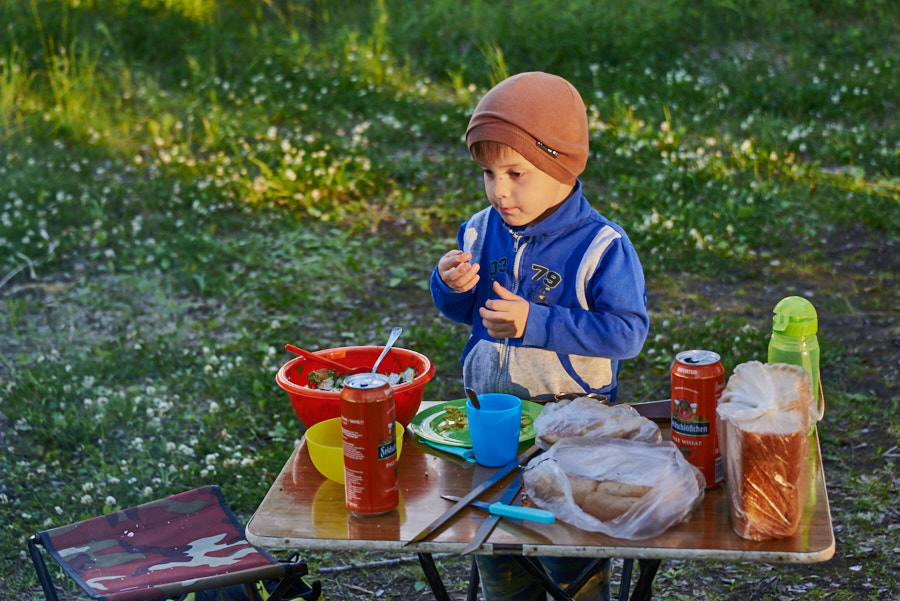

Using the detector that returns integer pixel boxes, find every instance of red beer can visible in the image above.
[340,373,399,515]
[671,350,725,487]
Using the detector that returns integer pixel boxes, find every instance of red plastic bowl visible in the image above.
[276,346,436,427]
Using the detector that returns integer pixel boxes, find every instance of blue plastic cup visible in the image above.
[466,393,522,467]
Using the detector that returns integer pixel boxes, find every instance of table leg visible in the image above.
[510,556,574,601]
[565,558,608,598]
[417,553,452,601]
[466,557,480,601]
[629,559,661,601]
[618,559,634,601]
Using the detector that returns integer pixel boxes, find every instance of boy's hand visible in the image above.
[437,250,480,293]
[480,281,529,339]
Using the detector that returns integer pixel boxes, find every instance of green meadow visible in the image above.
[1,1,898,599]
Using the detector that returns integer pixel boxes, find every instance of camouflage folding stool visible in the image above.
[28,485,321,601]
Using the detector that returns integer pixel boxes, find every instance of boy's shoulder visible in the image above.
[459,207,494,256]
[464,206,493,227]
[587,209,631,238]
[544,192,629,241]
[576,192,634,241]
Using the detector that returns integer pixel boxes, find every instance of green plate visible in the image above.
[408,398,543,448]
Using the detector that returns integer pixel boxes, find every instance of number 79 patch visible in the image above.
[531,264,561,305]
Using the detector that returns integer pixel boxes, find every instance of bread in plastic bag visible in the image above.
[522,437,705,539]
[716,361,811,540]
[533,397,662,449]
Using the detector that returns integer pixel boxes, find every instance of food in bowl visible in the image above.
[276,346,435,427]
[306,366,417,392]
[305,417,404,484]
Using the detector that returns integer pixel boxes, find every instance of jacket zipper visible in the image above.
[497,230,527,393]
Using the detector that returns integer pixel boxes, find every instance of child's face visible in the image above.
[477,148,573,227]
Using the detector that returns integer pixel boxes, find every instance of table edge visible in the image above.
[245,532,836,565]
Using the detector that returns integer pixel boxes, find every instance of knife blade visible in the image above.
[458,472,524,555]
[404,445,541,546]
[440,495,555,524]
[626,398,671,422]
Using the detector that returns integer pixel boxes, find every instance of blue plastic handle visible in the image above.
[487,502,555,524]
[441,495,556,524]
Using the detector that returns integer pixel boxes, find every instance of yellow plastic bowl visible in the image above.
[305,417,404,484]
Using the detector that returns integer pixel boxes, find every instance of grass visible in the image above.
[1,0,899,599]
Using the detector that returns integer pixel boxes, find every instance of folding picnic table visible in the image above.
[245,402,834,600]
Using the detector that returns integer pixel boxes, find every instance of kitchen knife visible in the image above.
[458,472,525,555]
[404,445,542,546]
[440,495,555,524]
[626,398,671,422]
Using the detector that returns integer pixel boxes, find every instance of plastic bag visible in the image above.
[533,397,662,449]
[716,361,810,540]
[522,437,705,540]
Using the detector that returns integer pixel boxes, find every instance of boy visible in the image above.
[430,72,649,600]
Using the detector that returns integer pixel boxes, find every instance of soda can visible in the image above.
[340,373,399,515]
[671,350,725,487]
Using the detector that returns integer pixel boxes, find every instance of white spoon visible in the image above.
[372,327,403,373]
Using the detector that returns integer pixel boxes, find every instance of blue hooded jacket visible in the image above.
[430,181,649,402]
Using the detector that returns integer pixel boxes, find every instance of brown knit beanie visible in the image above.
[466,72,589,186]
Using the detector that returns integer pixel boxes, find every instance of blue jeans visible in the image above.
[475,555,610,601]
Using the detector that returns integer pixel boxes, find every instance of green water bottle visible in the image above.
[767,296,823,428]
